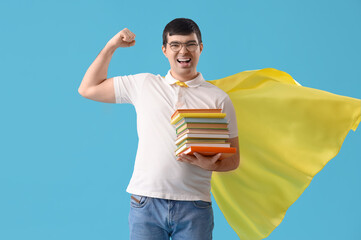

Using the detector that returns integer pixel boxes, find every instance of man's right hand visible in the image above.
[107,28,136,48]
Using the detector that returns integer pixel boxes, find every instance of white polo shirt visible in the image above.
[113,70,238,202]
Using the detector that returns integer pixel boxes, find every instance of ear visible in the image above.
[199,42,203,54]
[162,45,167,57]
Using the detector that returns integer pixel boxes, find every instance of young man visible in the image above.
[78,18,240,240]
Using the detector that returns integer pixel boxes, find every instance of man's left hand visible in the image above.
[177,152,221,171]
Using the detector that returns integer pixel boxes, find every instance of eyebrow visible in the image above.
[170,40,197,44]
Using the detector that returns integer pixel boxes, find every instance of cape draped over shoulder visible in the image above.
[208,68,360,240]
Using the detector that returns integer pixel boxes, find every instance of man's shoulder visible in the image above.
[201,80,229,99]
[130,72,160,79]
[118,73,162,83]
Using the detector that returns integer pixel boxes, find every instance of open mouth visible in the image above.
[177,58,191,63]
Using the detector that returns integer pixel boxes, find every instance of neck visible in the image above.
[170,69,199,82]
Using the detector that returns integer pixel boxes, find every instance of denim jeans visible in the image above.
[128,194,214,240]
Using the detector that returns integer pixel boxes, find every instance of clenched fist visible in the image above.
[107,28,136,48]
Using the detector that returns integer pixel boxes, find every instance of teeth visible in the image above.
[177,58,191,62]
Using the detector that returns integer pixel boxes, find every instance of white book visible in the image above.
[176,133,229,145]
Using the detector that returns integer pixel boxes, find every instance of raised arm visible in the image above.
[78,28,136,103]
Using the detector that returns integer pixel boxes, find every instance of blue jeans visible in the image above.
[128,194,214,240]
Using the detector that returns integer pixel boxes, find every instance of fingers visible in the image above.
[121,28,136,42]
[124,28,135,38]
[177,153,194,163]
[194,152,221,162]
[177,152,220,162]
[128,40,136,46]
[213,153,222,160]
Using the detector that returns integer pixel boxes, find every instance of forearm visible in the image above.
[212,154,240,172]
[78,42,117,94]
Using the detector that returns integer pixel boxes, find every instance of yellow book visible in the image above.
[170,112,226,125]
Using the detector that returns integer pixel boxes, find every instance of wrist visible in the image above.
[104,42,118,54]
[211,160,221,171]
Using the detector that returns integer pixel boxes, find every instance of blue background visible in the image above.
[1,0,360,239]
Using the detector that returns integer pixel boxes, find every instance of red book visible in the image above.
[177,146,236,160]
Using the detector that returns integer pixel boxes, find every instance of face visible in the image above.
[162,33,203,80]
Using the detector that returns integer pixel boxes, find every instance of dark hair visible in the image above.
[162,18,202,48]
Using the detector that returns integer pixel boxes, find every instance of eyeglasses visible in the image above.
[167,41,199,52]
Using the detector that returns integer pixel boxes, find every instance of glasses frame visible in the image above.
[166,41,199,52]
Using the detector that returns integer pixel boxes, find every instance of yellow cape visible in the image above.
[208,68,361,240]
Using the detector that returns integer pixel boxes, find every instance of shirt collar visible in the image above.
[165,70,205,88]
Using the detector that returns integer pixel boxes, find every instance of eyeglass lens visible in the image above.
[169,42,198,52]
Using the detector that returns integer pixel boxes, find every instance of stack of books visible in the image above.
[170,109,236,160]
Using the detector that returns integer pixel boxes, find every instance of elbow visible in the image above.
[232,157,240,171]
[78,87,88,98]
[78,79,90,97]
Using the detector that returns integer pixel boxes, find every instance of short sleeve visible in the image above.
[221,95,238,138]
[113,73,150,105]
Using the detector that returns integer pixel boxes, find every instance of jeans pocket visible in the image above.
[192,200,212,209]
[130,194,149,208]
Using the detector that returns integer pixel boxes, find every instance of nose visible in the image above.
[179,44,189,54]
